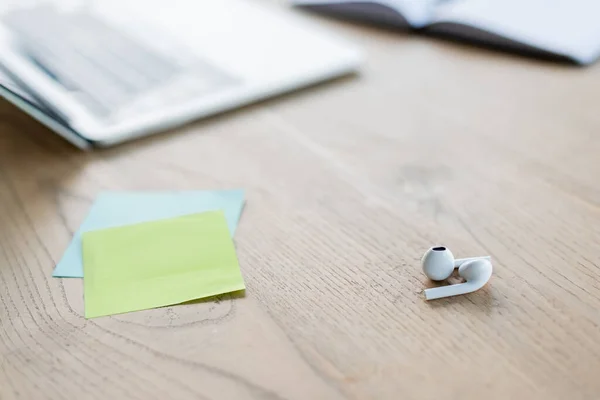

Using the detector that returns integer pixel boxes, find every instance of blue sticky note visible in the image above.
[53,189,245,278]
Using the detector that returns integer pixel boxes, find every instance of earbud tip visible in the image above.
[422,246,454,281]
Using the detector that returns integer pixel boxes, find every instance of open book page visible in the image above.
[427,0,600,64]
[292,0,441,28]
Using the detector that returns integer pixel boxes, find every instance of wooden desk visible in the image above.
[1,8,600,400]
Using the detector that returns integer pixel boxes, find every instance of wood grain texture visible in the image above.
[2,3,600,399]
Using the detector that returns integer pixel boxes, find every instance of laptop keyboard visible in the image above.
[1,4,238,121]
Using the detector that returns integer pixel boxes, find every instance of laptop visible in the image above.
[0,0,361,148]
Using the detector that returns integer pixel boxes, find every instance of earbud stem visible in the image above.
[453,256,490,268]
[424,282,479,300]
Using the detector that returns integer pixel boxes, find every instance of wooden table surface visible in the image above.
[2,5,600,400]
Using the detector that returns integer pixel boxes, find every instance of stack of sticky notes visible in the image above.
[53,190,247,319]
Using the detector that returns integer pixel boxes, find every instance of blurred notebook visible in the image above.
[0,0,361,148]
[293,0,600,64]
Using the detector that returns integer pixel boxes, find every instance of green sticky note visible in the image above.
[82,211,245,319]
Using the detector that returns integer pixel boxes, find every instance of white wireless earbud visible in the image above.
[421,246,491,281]
[424,259,492,300]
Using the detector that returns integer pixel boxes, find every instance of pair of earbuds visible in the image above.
[421,246,492,300]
